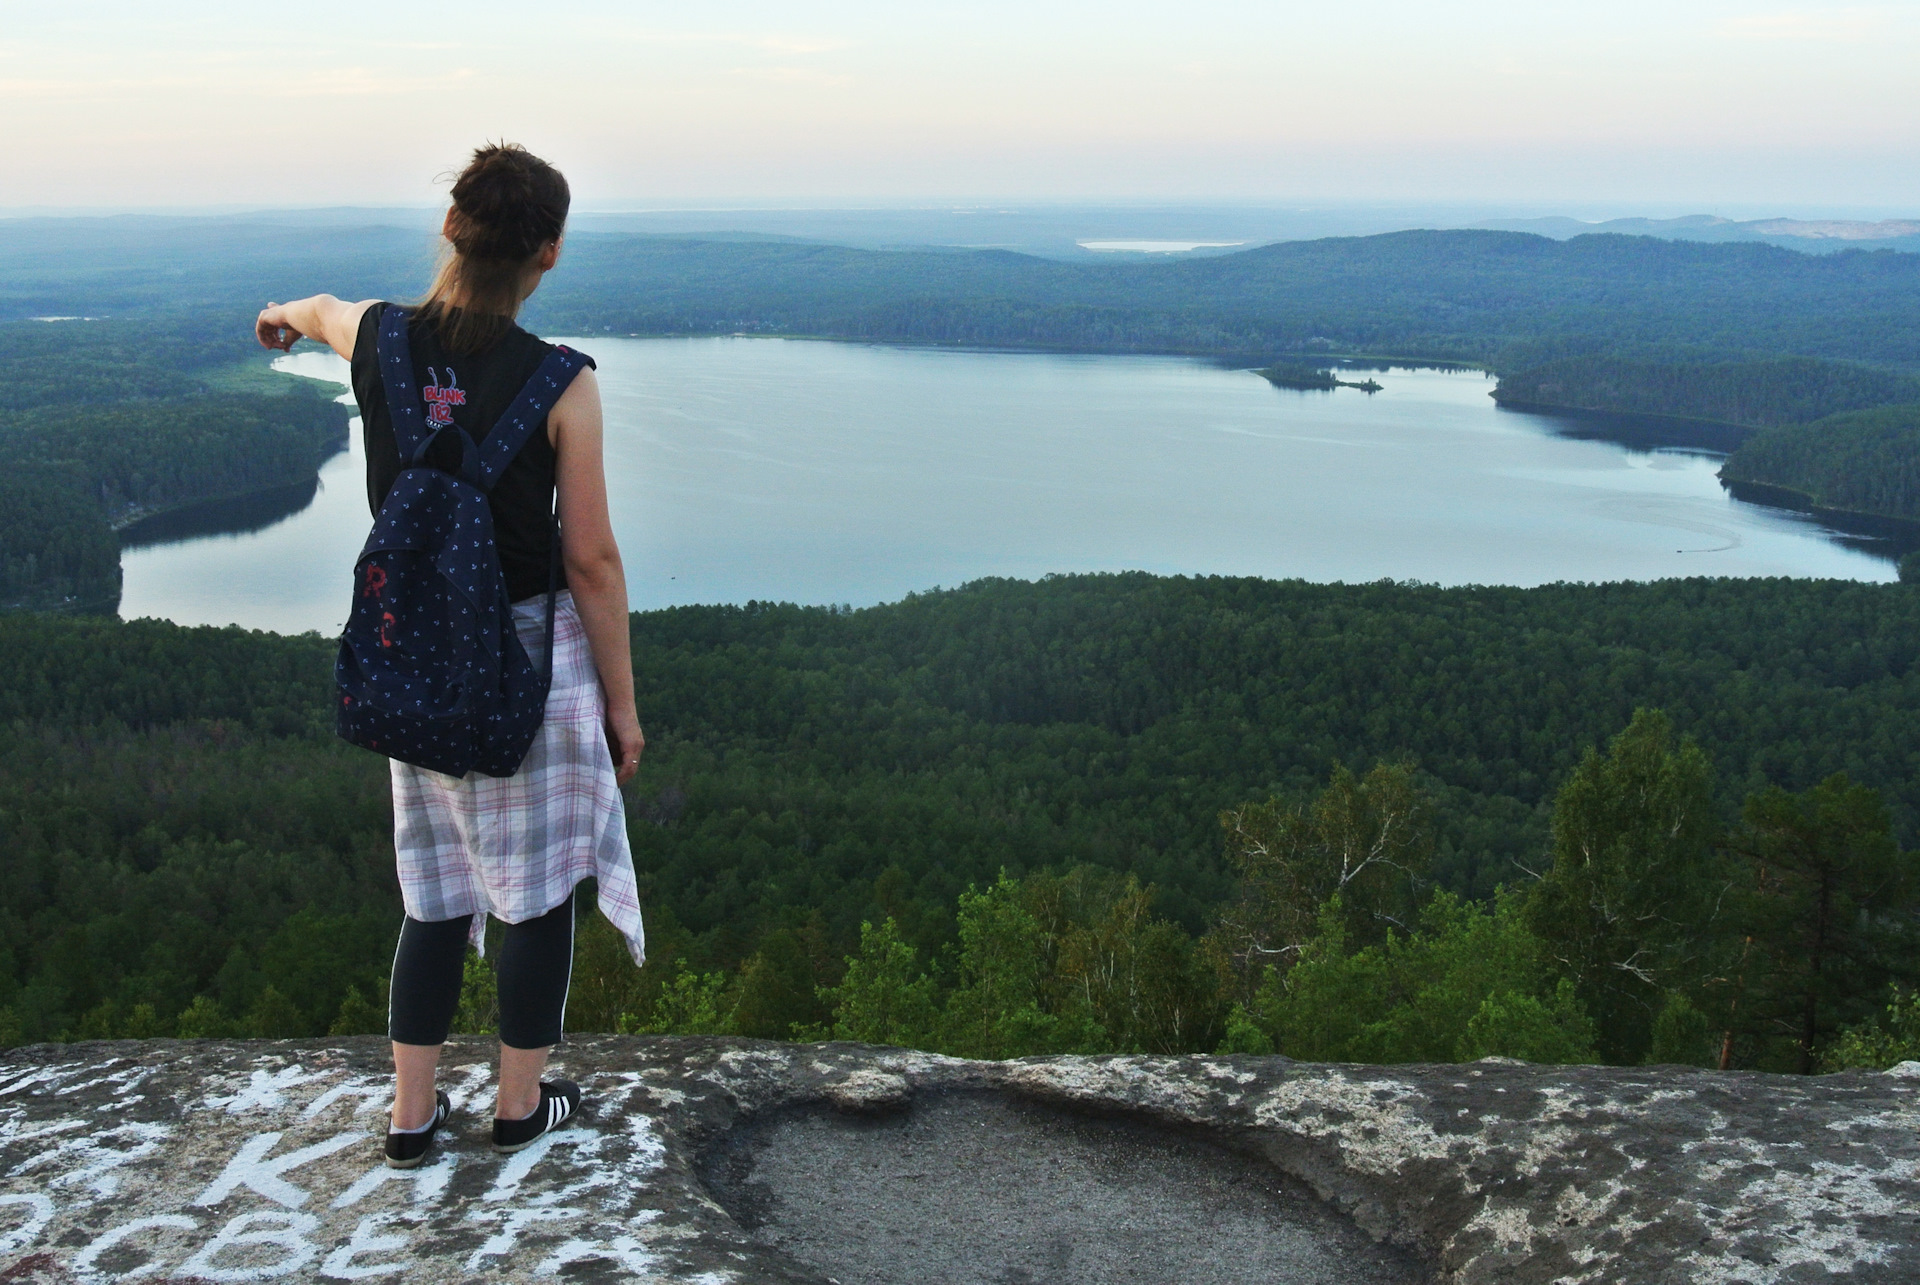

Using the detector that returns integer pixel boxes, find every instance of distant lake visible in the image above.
[118,338,1895,635]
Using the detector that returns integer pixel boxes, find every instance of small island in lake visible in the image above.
[1256,362,1384,393]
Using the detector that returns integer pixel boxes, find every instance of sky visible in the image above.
[4,1,1918,212]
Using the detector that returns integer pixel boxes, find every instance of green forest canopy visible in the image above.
[1722,404,1920,524]
[1491,355,1920,431]
[5,574,1920,1073]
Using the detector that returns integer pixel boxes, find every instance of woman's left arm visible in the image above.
[551,368,644,785]
[256,295,378,361]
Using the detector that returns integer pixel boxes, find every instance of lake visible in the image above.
[118,338,1895,635]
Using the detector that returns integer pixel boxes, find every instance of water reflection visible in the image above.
[118,476,326,549]
[118,352,366,635]
[1514,406,1754,456]
[1505,403,1920,560]
[1720,478,1920,559]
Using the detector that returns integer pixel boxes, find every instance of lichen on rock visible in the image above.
[0,1037,1916,1283]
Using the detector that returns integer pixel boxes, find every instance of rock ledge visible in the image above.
[0,1037,1915,1282]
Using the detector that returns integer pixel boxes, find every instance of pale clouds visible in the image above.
[3,0,1918,207]
[1717,6,1907,41]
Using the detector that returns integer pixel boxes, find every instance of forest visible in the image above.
[11,219,1920,371]
[0,319,350,608]
[4,574,1920,1075]
[522,231,1920,369]
[1490,354,1920,431]
[1720,404,1920,524]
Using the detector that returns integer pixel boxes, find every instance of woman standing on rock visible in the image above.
[254,143,647,1168]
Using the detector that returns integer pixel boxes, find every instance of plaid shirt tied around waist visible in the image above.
[390,591,646,965]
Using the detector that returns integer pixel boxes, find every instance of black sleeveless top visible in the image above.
[351,303,594,603]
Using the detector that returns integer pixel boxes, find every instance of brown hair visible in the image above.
[418,143,571,355]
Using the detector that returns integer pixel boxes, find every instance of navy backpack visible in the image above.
[336,305,590,778]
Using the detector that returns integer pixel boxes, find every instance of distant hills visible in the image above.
[523,228,1920,370]
[15,204,1916,262]
[1474,214,1920,255]
[19,219,1920,369]
[9,215,1920,566]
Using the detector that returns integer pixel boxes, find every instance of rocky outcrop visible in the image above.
[1,1036,1916,1282]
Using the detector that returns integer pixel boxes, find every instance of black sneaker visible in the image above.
[492,1079,583,1154]
[384,1089,451,1170]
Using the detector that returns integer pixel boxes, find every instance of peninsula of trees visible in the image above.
[1488,355,1920,432]
[1720,404,1920,524]
[1256,363,1383,392]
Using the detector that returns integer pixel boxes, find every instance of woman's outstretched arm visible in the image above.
[256,295,378,361]
[550,367,644,785]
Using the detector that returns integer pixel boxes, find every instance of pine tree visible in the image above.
[1717,775,1918,1072]
[819,919,938,1048]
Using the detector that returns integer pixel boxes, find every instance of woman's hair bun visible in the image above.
[446,143,570,263]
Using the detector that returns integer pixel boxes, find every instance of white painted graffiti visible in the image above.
[442,1060,495,1114]
[0,1062,682,1282]
[193,1131,367,1210]
[317,1214,411,1280]
[59,1064,157,1107]
[330,1152,457,1211]
[0,1061,87,1098]
[0,1193,53,1255]
[10,1120,173,1197]
[485,1128,606,1204]
[204,1066,332,1115]
[300,1079,388,1122]
[71,1213,198,1282]
[464,1206,584,1272]
[177,1211,321,1282]
[535,1234,659,1276]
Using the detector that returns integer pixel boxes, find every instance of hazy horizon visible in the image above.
[6,200,1918,267]
[9,1,1920,210]
[4,200,1918,222]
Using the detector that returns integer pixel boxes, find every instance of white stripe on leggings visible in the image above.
[555,896,576,1044]
[386,929,403,1039]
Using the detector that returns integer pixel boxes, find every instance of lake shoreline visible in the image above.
[117,342,1893,634]
[551,328,1499,376]
[1718,478,1920,554]
[1491,399,1755,454]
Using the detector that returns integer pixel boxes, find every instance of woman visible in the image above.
[255,143,646,1168]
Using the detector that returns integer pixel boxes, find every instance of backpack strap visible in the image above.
[539,504,562,696]
[475,345,592,492]
[373,305,437,465]
[483,346,590,704]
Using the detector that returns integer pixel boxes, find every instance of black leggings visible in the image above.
[388,891,575,1049]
